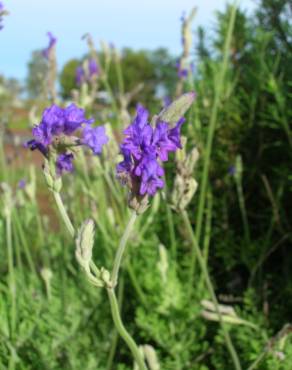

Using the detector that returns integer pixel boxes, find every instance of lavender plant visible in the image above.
[25,92,195,369]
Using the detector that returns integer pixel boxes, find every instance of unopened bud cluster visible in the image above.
[171,141,199,211]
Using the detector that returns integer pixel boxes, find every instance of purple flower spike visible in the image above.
[82,125,109,155]
[76,58,99,86]
[25,103,108,177]
[56,153,74,175]
[117,103,186,197]
[176,60,188,79]
[18,179,26,189]
[163,96,172,108]
[228,165,236,176]
[88,58,99,77]
[76,65,85,85]
[43,32,57,59]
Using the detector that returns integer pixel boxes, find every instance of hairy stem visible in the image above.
[53,191,75,238]
[111,211,137,286]
[6,211,17,346]
[107,288,147,370]
[51,191,145,368]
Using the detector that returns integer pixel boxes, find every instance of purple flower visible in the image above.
[32,105,65,145]
[18,179,26,189]
[76,58,99,86]
[30,104,92,148]
[63,104,94,134]
[163,96,172,108]
[152,118,184,161]
[25,103,108,176]
[228,165,236,176]
[56,153,74,175]
[25,139,48,157]
[76,65,85,85]
[43,32,57,59]
[117,103,185,196]
[122,104,152,160]
[176,60,188,79]
[82,125,109,155]
[88,58,99,77]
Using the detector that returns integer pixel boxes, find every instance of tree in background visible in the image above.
[59,59,80,99]
[58,48,177,108]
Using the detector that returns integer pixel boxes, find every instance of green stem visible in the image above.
[247,352,266,370]
[106,277,124,370]
[6,211,16,342]
[195,2,237,244]
[107,289,147,370]
[235,179,250,244]
[0,136,8,182]
[53,191,75,238]
[182,210,242,370]
[111,211,137,286]
[166,204,177,261]
[13,211,36,274]
[203,191,213,262]
[51,190,145,369]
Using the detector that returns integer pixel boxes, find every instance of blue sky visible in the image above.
[0,0,256,81]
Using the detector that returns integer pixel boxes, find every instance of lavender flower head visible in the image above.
[26,103,108,176]
[43,32,57,59]
[76,66,85,85]
[76,58,99,86]
[18,179,26,189]
[89,58,99,76]
[117,104,186,201]
[228,165,236,176]
[176,60,188,79]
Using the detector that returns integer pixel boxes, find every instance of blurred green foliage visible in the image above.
[0,0,292,369]
[59,59,80,99]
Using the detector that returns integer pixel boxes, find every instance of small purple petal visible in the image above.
[56,153,74,175]
[43,32,57,59]
[82,125,109,155]
[76,65,85,86]
[63,103,94,134]
[25,139,48,157]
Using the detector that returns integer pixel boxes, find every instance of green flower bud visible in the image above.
[143,345,160,370]
[158,92,196,127]
[100,267,112,288]
[43,161,54,191]
[75,219,95,270]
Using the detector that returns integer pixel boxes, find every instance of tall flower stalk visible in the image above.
[25,94,195,369]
